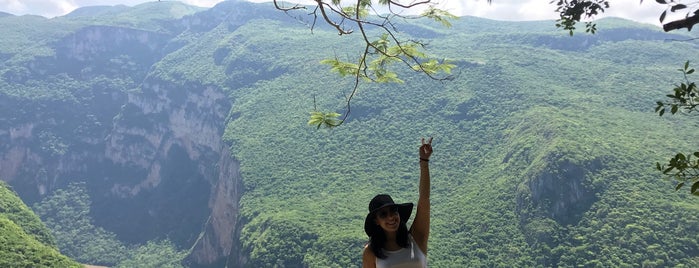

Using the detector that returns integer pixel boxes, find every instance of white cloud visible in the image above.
[459,0,559,21]
[0,0,674,27]
[436,0,668,26]
[0,0,71,17]
[0,0,25,12]
[0,0,224,18]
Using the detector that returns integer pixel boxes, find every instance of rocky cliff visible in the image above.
[101,77,239,265]
[0,2,249,266]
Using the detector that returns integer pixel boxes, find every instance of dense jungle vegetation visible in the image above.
[2,1,699,267]
[219,14,699,267]
[0,181,80,267]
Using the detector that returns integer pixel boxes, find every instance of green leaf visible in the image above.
[321,59,360,77]
[374,70,402,83]
[660,10,667,23]
[691,181,699,193]
[307,111,325,127]
[341,5,368,18]
[421,7,457,28]
[677,153,686,161]
[663,166,675,173]
[370,34,390,53]
[676,182,685,191]
[654,105,661,112]
[307,111,342,129]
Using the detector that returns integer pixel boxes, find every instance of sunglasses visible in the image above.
[377,206,399,219]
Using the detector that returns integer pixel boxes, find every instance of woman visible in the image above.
[363,137,432,268]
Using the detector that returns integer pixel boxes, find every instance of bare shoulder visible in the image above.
[362,244,376,268]
[363,244,374,257]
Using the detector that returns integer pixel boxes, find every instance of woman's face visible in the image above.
[374,206,400,233]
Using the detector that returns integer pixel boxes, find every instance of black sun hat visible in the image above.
[364,194,414,237]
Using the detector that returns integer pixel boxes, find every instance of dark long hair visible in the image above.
[368,220,410,259]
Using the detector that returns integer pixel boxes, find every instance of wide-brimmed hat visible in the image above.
[364,194,413,237]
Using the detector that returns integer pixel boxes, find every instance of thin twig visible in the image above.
[273,0,305,11]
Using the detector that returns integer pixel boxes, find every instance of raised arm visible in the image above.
[410,137,432,254]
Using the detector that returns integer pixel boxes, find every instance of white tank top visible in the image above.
[376,235,427,268]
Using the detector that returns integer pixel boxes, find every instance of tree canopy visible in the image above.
[275,0,699,196]
[275,0,699,128]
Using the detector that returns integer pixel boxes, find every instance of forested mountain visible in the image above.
[0,181,80,267]
[1,0,699,267]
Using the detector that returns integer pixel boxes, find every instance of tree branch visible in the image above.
[274,0,456,128]
[316,0,353,35]
[272,0,305,11]
[663,13,699,32]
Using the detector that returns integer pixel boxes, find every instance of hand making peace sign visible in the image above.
[419,137,433,161]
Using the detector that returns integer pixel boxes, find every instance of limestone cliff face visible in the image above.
[510,154,602,263]
[512,152,603,253]
[105,81,229,197]
[0,18,244,266]
[519,159,601,225]
[188,150,242,265]
[0,123,45,194]
[102,77,240,265]
[0,23,168,200]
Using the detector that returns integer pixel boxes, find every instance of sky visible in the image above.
[0,0,676,27]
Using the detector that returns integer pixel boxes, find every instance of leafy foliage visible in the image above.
[0,181,55,247]
[655,61,699,195]
[33,182,129,266]
[656,61,699,117]
[220,14,699,266]
[280,0,699,127]
[308,111,342,129]
[0,216,81,268]
[0,182,80,267]
[114,240,187,268]
[274,0,458,127]
[652,0,699,31]
[554,0,609,35]
[33,182,188,267]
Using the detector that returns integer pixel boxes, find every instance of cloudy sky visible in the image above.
[0,0,675,26]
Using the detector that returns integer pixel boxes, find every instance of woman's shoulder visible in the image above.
[363,243,372,254]
[362,243,376,267]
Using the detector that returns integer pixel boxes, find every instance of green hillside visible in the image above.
[1,1,699,267]
[218,15,699,268]
[0,181,80,267]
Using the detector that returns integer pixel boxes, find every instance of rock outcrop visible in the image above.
[0,10,244,266]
